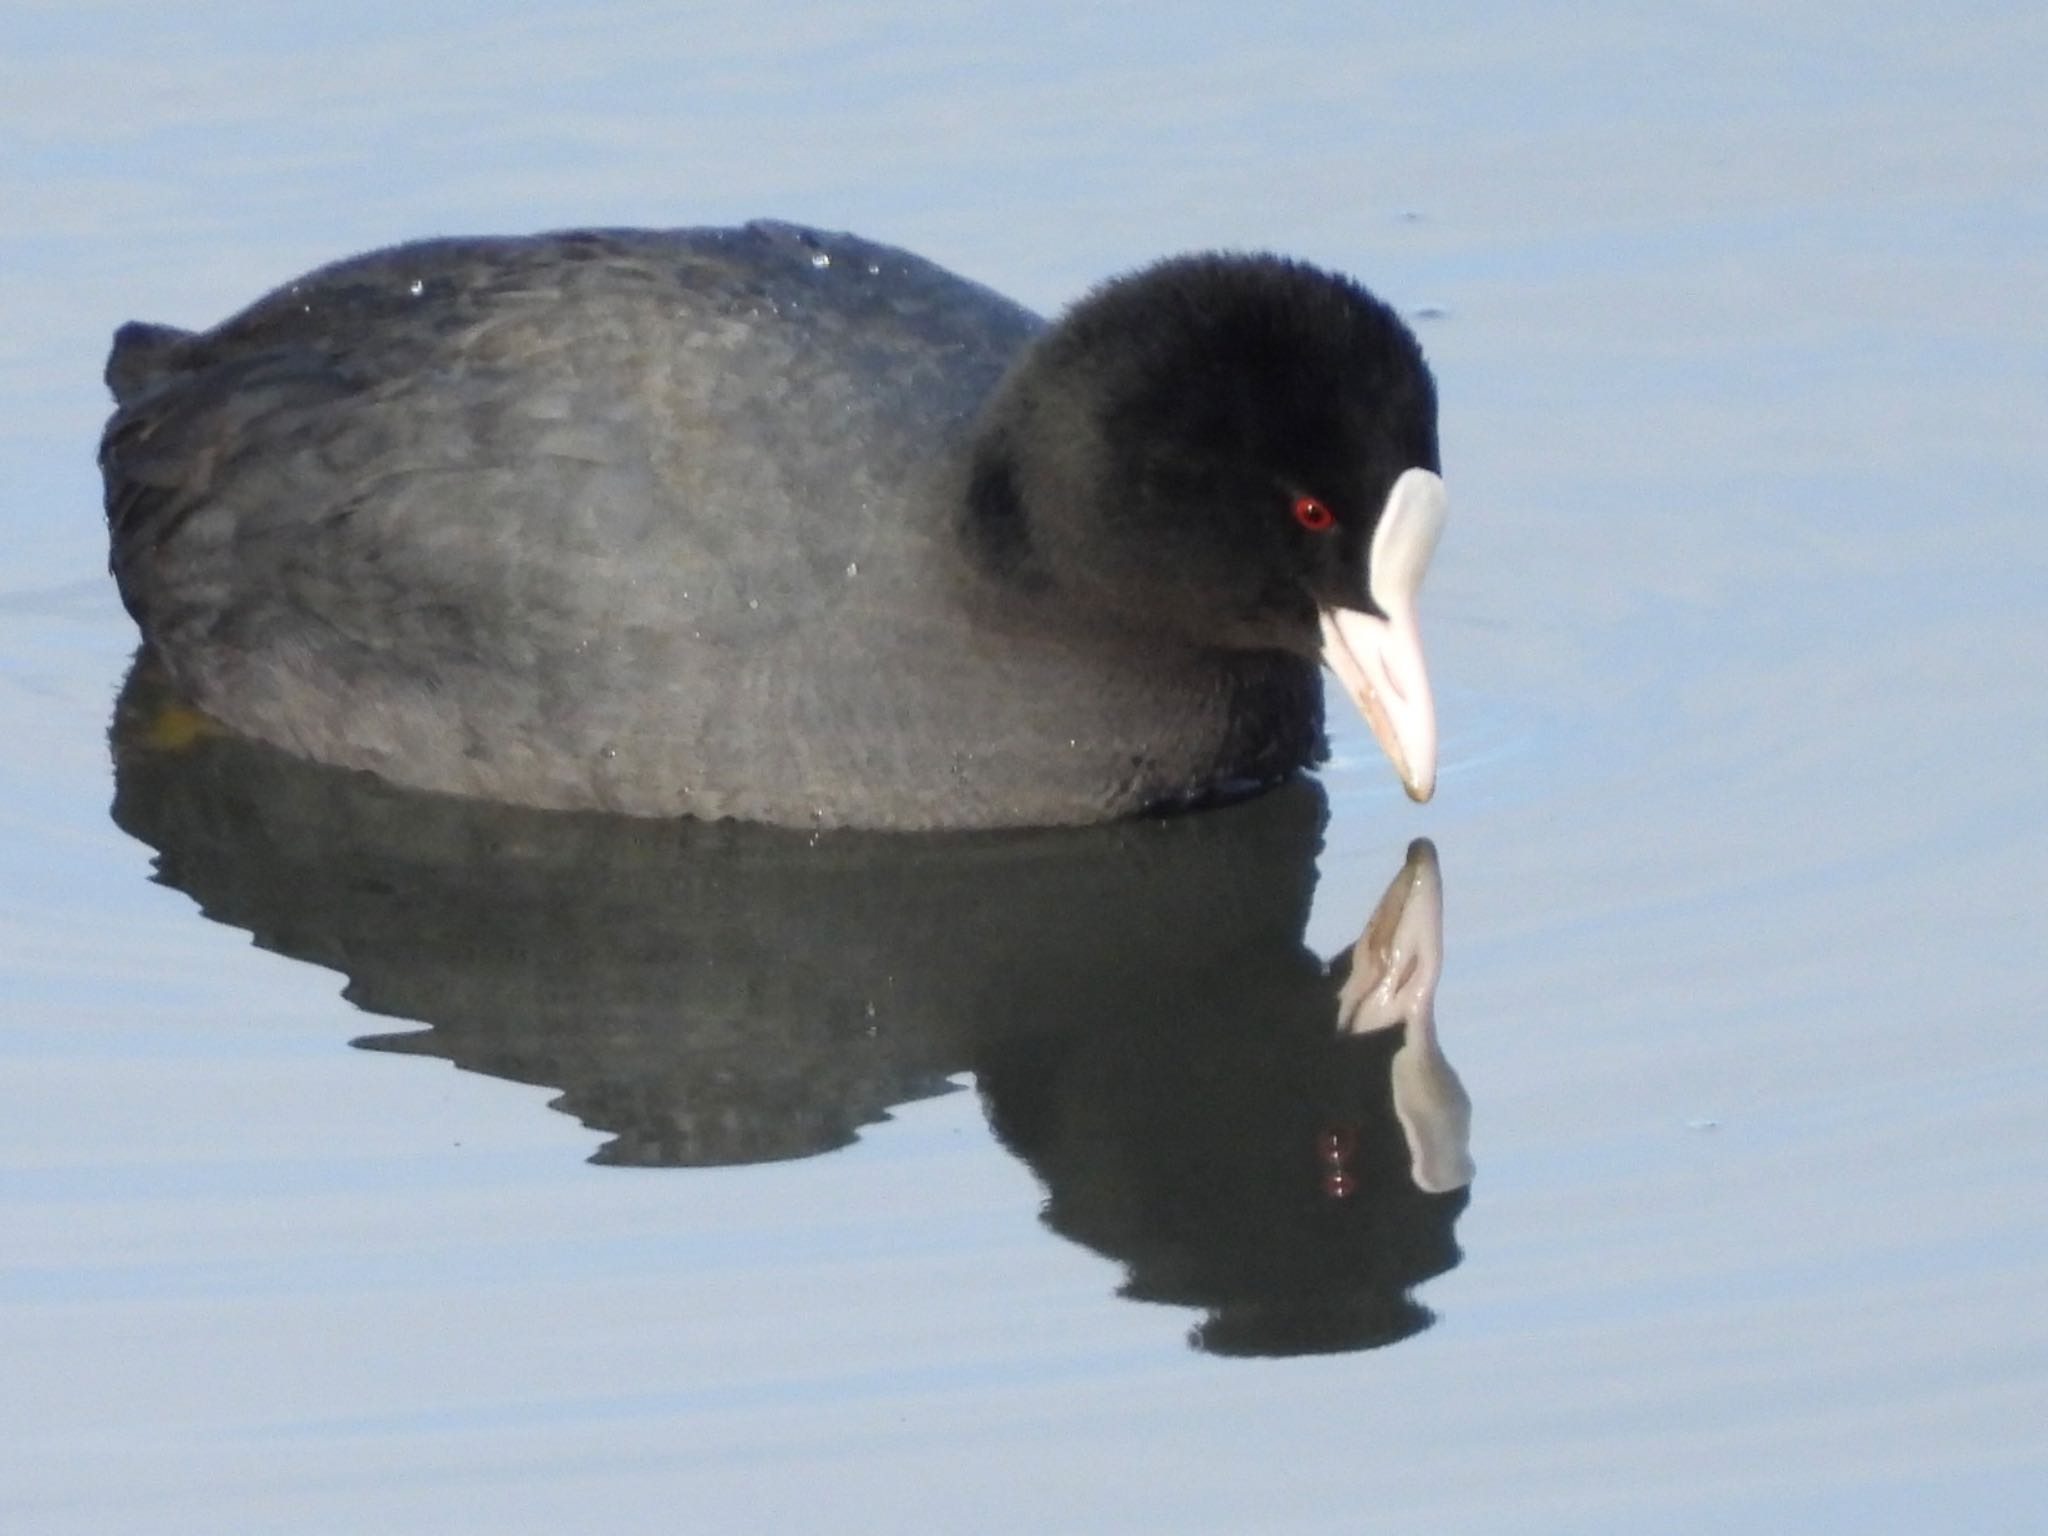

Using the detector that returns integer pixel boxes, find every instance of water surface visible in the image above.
[4,5,2045,1532]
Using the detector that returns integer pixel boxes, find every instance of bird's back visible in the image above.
[102,222,1055,823]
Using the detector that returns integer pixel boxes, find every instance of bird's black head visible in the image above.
[967,253,1448,799]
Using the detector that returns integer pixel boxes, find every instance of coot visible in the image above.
[101,220,1446,829]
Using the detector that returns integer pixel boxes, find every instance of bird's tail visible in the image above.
[105,320,194,405]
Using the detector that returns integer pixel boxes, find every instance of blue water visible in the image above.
[4,6,2045,1533]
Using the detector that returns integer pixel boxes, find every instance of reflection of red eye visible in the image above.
[1317,1123,1361,1199]
[1292,495,1335,532]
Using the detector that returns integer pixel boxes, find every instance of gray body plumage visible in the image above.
[102,221,1320,829]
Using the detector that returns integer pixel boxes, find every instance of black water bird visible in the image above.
[102,221,1446,829]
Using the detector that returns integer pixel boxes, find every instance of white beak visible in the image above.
[1318,468,1446,802]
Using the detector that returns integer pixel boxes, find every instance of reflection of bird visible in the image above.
[109,659,1470,1355]
[101,220,1446,829]
[977,839,1469,1357]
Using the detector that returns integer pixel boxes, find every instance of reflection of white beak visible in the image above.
[1319,468,1446,802]
[1336,838,1473,1194]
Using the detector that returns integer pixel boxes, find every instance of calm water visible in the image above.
[5,6,2046,1532]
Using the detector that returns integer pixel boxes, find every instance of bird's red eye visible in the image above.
[1292,495,1335,532]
